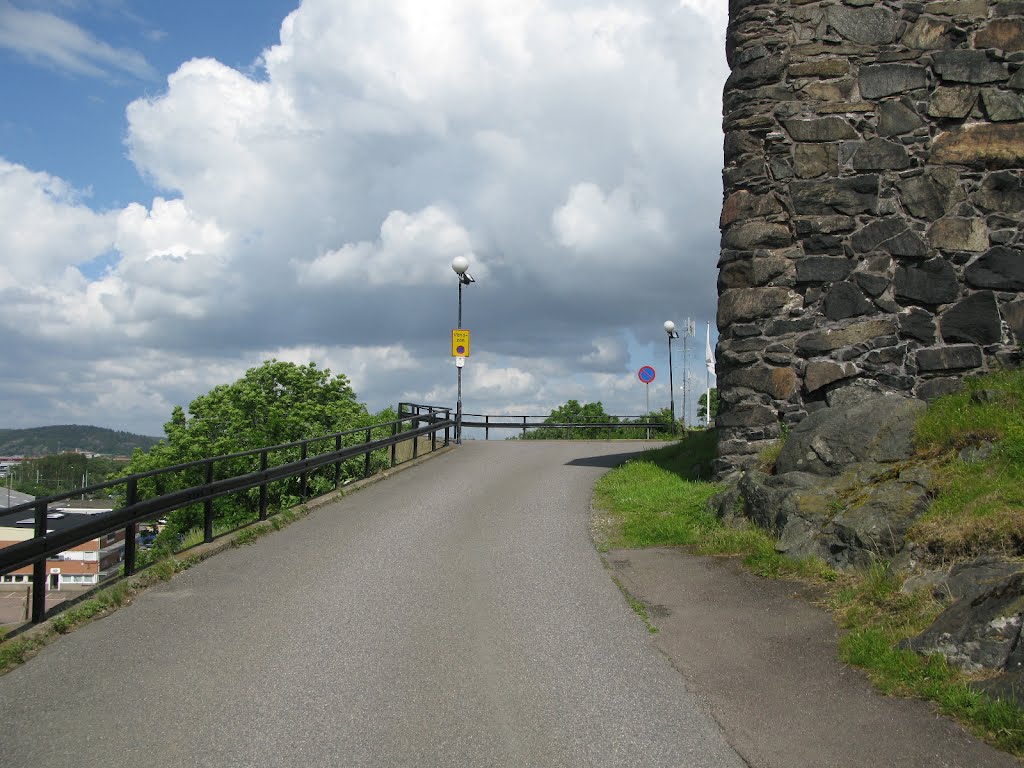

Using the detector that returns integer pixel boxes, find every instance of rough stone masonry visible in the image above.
[717,0,1024,475]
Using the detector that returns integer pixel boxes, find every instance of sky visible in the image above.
[0,0,728,439]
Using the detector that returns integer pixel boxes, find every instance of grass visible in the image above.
[592,416,1024,758]
[910,370,1024,561]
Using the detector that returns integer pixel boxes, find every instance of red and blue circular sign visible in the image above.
[638,366,656,383]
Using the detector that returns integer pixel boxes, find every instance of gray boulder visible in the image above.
[775,394,926,476]
[907,570,1024,673]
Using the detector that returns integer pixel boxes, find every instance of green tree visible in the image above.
[124,360,379,542]
[697,388,719,423]
[523,400,620,440]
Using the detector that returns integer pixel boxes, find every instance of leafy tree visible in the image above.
[697,388,719,423]
[521,401,674,440]
[8,454,127,499]
[124,360,384,542]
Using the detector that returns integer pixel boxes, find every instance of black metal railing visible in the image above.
[460,413,667,440]
[0,405,452,624]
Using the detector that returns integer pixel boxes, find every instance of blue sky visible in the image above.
[1,1,296,206]
[0,0,726,437]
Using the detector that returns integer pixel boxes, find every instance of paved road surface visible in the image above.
[0,441,745,768]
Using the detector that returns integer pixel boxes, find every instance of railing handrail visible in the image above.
[0,412,444,518]
[1,404,454,623]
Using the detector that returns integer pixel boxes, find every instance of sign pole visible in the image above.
[645,382,650,440]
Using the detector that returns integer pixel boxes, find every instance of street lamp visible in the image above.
[452,256,475,444]
[664,320,679,435]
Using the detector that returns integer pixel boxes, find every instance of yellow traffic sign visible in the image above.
[452,329,470,357]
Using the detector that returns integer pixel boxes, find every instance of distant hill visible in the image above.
[0,425,162,457]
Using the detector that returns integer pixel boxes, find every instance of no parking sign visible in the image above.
[638,366,656,383]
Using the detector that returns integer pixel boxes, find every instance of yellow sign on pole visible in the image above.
[452,329,470,357]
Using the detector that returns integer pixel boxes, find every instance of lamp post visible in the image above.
[452,256,474,444]
[664,320,680,435]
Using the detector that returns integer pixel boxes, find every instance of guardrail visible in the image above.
[1,405,453,624]
[459,413,669,440]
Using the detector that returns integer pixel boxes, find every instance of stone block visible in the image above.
[926,0,990,16]
[932,50,1009,84]
[974,171,1024,213]
[716,403,779,428]
[720,190,784,227]
[788,60,850,78]
[928,86,979,118]
[895,259,960,306]
[721,365,799,400]
[899,307,938,343]
[850,139,912,170]
[974,19,1024,52]
[927,217,990,252]
[1002,299,1024,340]
[878,99,925,136]
[965,245,1024,290]
[931,124,1024,168]
[718,287,794,326]
[918,377,965,400]
[940,291,1003,344]
[981,89,1024,121]
[722,221,793,250]
[827,6,900,45]
[916,344,984,371]
[859,64,928,99]
[793,144,837,178]
[728,55,786,89]
[903,18,959,50]
[824,282,874,320]
[796,319,899,355]
[795,256,855,283]
[854,272,890,297]
[851,218,929,258]
[783,117,859,142]
[805,361,860,393]
[791,176,879,215]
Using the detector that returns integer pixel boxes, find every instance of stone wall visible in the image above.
[717,0,1024,475]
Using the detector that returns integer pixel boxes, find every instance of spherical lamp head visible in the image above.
[451,256,470,276]
[664,320,676,334]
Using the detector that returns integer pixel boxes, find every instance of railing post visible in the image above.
[259,450,269,521]
[332,435,342,489]
[300,442,309,501]
[412,420,419,460]
[444,409,451,446]
[364,428,373,478]
[123,478,138,576]
[31,500,47,623]
[390,422,398,467]
[431,410,438,452]
[523,416,527,438]
[203,461,215,544]
[485,415,489,441]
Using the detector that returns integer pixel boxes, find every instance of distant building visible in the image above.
[0,507,124,590]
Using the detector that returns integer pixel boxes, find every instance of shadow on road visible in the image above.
[565,449,657,469]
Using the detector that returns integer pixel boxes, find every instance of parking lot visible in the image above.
[0,586,91,631]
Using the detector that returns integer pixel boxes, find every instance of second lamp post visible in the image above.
[664,320,679,435]
[452,256,475,443]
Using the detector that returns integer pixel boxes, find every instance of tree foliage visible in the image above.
[7,454,127,498]
[124,360,389,543]
[697,388,719,423]
[521,400,674,440]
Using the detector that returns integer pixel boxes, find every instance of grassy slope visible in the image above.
[593,371,1024,756]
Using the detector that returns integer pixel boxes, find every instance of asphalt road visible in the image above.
[0,441,746,768]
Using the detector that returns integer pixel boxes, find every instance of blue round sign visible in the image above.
[638,366,656,383]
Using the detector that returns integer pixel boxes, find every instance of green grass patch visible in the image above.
[911,369,1024,561]
[233,524,271,546]
[594,429,1024,757]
